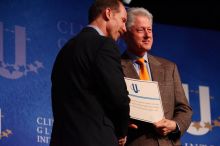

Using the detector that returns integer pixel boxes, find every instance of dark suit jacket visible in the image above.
[121,52,192,146]
[50,27,130,146]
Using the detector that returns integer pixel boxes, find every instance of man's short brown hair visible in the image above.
[88,0,122,23]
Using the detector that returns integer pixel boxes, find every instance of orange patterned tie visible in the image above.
[136,58,150,80]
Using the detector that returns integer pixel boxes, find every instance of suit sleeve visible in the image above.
[172,64,193,137]
[94,38,130,138]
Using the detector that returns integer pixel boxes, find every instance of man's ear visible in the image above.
[103,8,112,21]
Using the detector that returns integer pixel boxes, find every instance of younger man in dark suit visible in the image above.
[50,0,130,146]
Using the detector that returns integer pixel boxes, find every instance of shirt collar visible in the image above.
[87,25,105,36]
[126,50,149,63]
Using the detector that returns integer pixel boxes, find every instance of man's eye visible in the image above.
[122,18,126,23]
[137,29,144,32]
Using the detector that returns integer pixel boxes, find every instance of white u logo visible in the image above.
[183,84,211,135]
[0,22,43,79]
[0,22,26,79]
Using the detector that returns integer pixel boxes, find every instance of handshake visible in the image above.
[118,118,178,146]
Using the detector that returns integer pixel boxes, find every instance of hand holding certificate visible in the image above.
[124,77,164,123]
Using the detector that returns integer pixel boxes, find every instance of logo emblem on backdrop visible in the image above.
[182,84,220,136]
[0,22,43,79]
[0,108,12,140]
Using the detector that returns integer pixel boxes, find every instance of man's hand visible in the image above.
[153,118,177,136]
[118,136,127,146]
[129,123,138,129]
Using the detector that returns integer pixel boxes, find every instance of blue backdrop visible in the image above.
[1,0,220,146]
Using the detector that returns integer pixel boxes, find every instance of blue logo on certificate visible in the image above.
[131,83,140,93]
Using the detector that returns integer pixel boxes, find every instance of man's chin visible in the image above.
[142,46,152,51]
[112,36,119,41]
[107,34,116,41]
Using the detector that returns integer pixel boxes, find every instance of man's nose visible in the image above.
[144,30,151,37]
[122,23,127,33]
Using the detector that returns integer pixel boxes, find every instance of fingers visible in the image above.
[129,123,138,129]
[154,119,175,129]
[154,119,178,136]
[155,127,168,136]
[154,119,166,128]
[118,136,127,146]
[162,128,169,136]
[154,119,173,136]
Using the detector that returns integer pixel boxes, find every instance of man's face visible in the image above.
[106,3,127,41]
[125,15,153,56]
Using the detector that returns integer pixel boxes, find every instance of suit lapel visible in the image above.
[121,59,139,79]
[121,53,139,79]
[148,55,164,82]
[121,53,165,82]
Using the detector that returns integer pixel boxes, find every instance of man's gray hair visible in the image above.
[126,7,153,30]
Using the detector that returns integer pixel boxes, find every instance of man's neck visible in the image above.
[90,18,107,37]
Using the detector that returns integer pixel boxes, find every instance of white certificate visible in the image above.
[124,77,164,123]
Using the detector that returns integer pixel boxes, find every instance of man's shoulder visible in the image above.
[79,27,115,43]
[78,27,100,38]
[149,54,176,66]
[69,27,114,49]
